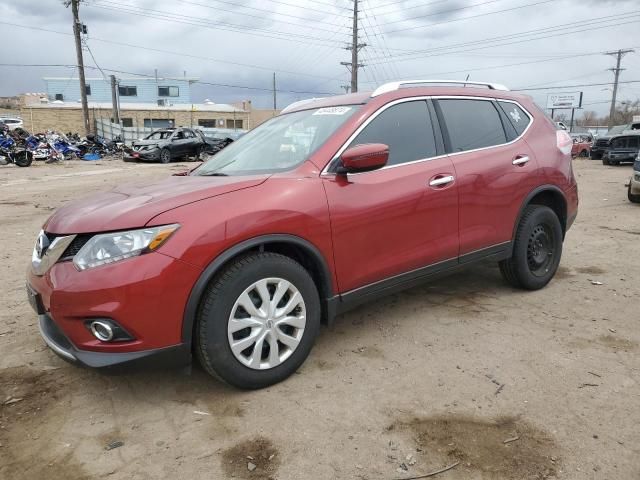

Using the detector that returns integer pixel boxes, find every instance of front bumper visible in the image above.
[124,148,161,161]
[38,313,190,368]
[27,250,202,367]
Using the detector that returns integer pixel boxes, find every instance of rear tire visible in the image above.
[629,183,640,203]
[580,149,588,157]
[195,252,321,389]
[499,205,563,290]
[602,158,610,166]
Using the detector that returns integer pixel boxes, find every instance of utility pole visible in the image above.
[69,0,90,135]
[110,75,119,124]
[605,49,634,128]
[341,0,365,93]
[272,72,277,110]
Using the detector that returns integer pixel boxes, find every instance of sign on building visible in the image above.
[546,92,583,109]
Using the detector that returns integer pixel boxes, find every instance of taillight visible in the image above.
[556,130,573,155]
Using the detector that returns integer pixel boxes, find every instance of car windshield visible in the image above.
[194,106,358,176]
[146,131,173,140]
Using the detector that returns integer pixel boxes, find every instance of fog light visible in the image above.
[89,320,114,342]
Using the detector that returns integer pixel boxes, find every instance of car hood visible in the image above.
[45,174,269,234]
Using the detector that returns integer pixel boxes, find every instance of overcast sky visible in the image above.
[0,0,639,115]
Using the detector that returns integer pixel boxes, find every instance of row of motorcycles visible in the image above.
[0,125,124,167]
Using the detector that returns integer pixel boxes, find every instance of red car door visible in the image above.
[322,100,459,293]
[434,98,539,256]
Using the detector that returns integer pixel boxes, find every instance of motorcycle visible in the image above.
[0,133,33,167]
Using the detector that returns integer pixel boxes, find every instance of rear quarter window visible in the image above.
[498,101,531,136]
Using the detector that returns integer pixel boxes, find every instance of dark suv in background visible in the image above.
[602,134,640,165]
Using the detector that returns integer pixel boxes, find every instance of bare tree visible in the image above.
[577,110,598,126]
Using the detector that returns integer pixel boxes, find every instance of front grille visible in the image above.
[595,139,609,147]
[60,235,92,260]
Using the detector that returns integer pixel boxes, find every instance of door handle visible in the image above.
[512,155,530,166]
[429,175,455,187]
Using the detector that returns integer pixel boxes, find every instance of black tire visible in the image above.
[159,148,171,164]
[602,158,609,166]
[195,252,321,389]
[580,149,588,157]
[14,150,33,167]
[629,183,640,203]
[499,205,563,290]
[591,152,601,160]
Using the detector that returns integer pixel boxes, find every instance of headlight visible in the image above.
[73,224,179,271]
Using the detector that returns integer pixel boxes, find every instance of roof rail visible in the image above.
[371,79,509,97]
[281,97,319,114]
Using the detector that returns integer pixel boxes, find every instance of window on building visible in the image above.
[158,86,179,97]
[143,118,175,128]
[85,84,91,96]
[436,99,507,152]
[226,119,244,129]
[198,119,217,128]
[54,93,64,101]
[110,118,133,127]
[118,85,137,97]
[348,100,437,166]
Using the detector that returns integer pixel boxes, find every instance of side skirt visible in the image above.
[330,241,512,320]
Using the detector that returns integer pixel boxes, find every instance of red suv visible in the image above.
[27,80,578,389]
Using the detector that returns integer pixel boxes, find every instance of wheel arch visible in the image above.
[181,234,336,346]
[514,185,568,240]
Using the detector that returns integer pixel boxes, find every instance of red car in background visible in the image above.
[27,80,578,389]
[570,133,592,157]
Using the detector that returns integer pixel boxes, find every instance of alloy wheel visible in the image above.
[227,278,306,370]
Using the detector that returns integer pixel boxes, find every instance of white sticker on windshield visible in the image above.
[313,106,352,116]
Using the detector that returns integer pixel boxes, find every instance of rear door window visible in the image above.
[498,101,531,136]
[436,99,507,152]
[348,100,437,166]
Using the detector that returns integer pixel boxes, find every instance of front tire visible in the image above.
[159,148,171,164]
[195,252,321,389]
[629,183,640,203]
[499,205,563,290]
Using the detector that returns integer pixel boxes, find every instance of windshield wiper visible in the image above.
[199,172,229,176]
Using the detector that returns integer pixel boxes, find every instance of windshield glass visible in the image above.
[146,130,172,140]
[194,106,357,176]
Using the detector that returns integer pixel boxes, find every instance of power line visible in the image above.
[0,63,341,95]
[368,0,448,13]
[367,14,640,65]
[514,80,640,91]
[369,10,640,59]
[383,0,552,34]
[0,21,340,81]
[88,1,349,47]
[377,0,503,26]
[176,0,350,26]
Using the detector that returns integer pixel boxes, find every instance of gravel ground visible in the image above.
[0,158,638,480]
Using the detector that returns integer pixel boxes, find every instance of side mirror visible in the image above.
[337,143,389,174]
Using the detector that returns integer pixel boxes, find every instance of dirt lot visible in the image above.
[0,158,638,480]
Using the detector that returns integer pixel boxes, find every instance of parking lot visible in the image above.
[0,158,638,479]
